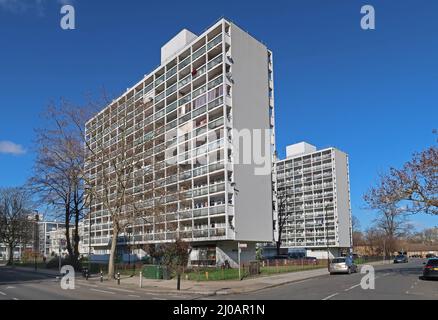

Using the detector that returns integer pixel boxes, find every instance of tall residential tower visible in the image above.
[84,19,275,267]
[275,142,352,259]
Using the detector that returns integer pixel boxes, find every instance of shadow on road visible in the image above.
[0,266,58,286]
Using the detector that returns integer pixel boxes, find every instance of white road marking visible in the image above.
[0,291,6,296]
[12,298,19,300]
[6,286,15,290]
[90,288,116,295]
[345,284,361,292]
[152,297,166,300]
[322,293,339,300]
[128,295,141,298]
[107,287,136,293]
[79,283,98,288]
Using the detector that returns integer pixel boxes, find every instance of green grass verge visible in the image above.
[184,264,327,281]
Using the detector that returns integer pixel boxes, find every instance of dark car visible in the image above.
[394,255,408,264]
[265,255,289,261]
[426,254,437,259]
[422,258,438,280]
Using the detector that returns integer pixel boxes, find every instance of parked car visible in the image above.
[394,255,408,264]
[422,258,438,280]
[265,255,289,261]
[426,254,437,259]
[329,257,358,275]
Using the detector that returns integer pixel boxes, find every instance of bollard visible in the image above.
[139,272,143,288]
[100,270,103,283]
[205,272,209,281]
[117,272,120,285]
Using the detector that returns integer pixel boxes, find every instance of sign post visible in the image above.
[238,243,247,280]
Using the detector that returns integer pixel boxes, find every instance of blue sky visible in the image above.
[0,0,437,230]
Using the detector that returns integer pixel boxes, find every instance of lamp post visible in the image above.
[88,212,92,272]
[34,214,40,271]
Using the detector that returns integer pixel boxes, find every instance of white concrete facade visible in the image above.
[275,143,352,255]
[84,19,275,267]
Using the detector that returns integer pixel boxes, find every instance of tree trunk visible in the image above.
[64,203,74,261]
[108,225,119,280]
[276,241,281,256]
[73,188,81,267]
[7,244,14,266]
[72,208,80,270]
[177,273,181,291]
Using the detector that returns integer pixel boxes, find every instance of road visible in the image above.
[0,266,199,301]
[205,259,438,300]
[0,259,436,300]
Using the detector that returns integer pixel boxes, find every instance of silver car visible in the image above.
[329,257,358,275]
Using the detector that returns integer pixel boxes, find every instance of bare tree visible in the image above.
[364,187,410,256]
[367,145,437,216]
[352,215,361,233]
[0,188,34,265]
[275,190,290,256]
[351,215,364,247]
[29,102,89,270]
[363,227,385,256]
[74,96,166,280]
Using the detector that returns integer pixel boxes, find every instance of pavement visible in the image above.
[204,259,438,300]
[0,259,436,300]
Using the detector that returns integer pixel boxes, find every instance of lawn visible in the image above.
[184,263,327,281]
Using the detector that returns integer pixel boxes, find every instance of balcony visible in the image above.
[155,74,165,87]
[210,205,226,215]
[179,75,191,88]
[207,54,223,70]
[210,228,226,237]
[208,96,224,111]
[209,182,225,194]
[179,93,191,106]
[193,208,209,218]
[192,45,206,61]
[208,117,224,130]
[193,186,209,197]
[207,34,222,51]
[208,76,223,90]
[193,230,209,238]
[166,66,177,79]
[179,56,191,70]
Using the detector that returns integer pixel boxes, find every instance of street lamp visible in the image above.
[88,212,92,272]
[33,214,40,271]
[124,224,135,276]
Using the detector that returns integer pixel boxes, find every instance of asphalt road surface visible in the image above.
[0,266,199,300]
[0,259,436,300]
[205,259,438,300]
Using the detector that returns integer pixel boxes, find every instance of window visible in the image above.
[208,86,223,102]
[193,94,207,109]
